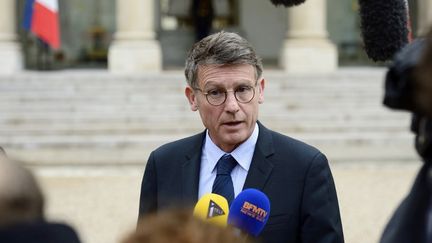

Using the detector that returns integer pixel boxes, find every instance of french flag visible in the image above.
[23,0,60,49]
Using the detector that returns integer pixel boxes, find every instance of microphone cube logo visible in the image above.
[207,200,226,218]
[240,201,268,222]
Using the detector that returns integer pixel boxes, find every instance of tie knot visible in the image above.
[216,154,237,175]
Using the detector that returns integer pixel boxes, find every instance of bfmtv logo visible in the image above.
[240,201,268,222]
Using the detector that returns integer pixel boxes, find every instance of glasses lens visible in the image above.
[235,86,255,103]
[206,89,226,106]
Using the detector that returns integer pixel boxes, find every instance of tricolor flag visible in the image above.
[23,0,60,49]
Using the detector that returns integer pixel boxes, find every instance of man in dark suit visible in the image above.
[139,31,344,243]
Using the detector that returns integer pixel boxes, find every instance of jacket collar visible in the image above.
[244,121,275,191]
[181,131,206,204]
[180,121,275,203]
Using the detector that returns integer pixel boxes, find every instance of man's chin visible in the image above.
[220,134,247,147]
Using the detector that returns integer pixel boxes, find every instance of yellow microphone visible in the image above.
[193,193,229,227]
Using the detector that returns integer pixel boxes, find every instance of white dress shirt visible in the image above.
[198,123,259,200]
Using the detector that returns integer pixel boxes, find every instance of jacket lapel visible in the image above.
[181,131,206,204]
[181,123,274,202]
[244,122,274,191]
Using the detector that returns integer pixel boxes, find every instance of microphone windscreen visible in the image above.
[193,193,229,227]
[228,189,270,236]
[270,0,306,7]
[359,0,409,62]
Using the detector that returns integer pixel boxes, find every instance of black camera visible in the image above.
[383,39,425,112]
[384,39,432,162]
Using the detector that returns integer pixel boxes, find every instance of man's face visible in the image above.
[185,64,265,152]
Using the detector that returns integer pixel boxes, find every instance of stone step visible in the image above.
[0,98,385,108]
[0,79,383,89]
[0,74,385,97]
[0,68,385,82]
[0,119,411,134]
[0,92,382,103]
[0,103,389,117]
[1,131,414,149]
[5,141,417,166]
[0,67,414,165]
[0,107,408,119]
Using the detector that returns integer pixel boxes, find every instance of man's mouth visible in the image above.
[223,121,242,126]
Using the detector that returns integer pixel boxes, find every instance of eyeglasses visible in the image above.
[194,83,257,106]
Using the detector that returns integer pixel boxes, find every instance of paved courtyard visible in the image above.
[32,161,421,243]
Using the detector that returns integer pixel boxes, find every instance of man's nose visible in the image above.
[224,91,240,112]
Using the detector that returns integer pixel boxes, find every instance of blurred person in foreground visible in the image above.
[0,149,44,227]
[139,31,344,243]
[123,209,251,243]
[0,148,81,243]
[380,28,432,243]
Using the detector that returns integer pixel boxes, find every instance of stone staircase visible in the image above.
[0,67,418,166]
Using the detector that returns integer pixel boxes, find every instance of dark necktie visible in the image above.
[212,154,237,205]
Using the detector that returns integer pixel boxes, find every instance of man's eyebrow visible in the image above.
[204,79,253,87]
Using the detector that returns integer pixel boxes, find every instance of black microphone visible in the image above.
[269,0,306,7]
[359,0,411,62]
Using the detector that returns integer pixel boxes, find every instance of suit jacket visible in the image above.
[139,122,344,243]
[380,163,431,243]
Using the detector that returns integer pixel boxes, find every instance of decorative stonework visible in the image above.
[0,0,23,73]
[108,0,162,73]
[280,0,337,73]
[417,0,432,37]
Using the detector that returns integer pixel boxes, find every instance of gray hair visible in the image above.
[185,31,263,88]
[0,155,44,227]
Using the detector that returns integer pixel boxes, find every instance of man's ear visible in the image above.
[185,86,199,111]
[258,78,265,104]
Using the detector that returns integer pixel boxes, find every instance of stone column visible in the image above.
[0,0,23,73]
[417,0,432,37]
[280,0,337,73]
[108,0,162,73]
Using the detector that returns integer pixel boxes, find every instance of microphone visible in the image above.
[269,0,306,7]
[193,193,229,227]
[359,0,411,62]
[227,189,270,237]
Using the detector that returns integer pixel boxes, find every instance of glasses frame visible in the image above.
[194,81,258,106]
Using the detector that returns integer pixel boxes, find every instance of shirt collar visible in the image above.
[204,123,259,172]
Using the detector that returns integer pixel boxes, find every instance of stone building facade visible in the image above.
[0,0,431,74]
